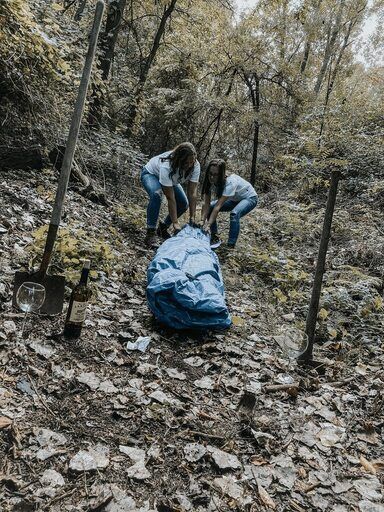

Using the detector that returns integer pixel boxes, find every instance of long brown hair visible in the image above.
[202,158,226,198]
[161,142,197,179]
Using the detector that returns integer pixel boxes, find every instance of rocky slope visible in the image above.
[0,156,383,511]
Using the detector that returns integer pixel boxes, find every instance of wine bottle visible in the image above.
[63,259,91,340]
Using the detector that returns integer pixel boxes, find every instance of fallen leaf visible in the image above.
[354,476,382,501]
[360,455,377,475]
[318,308,329,320]
[119,445,146,463]
[358,499,384,512]
[77,372,101,390]
[232,315,245,326]
[257,480,276,509]
[28,340,56,358]
[105,485,137,511]
[148,390,178,405]
[3,320,16,334]
[165,368,186,380]
[69,444,110,472]
[40,469,65,487]
[208,446,241,470]
[0,416,12,429]
[98,380,119,393]
[126,460,151,480]
[184,443,207,462]
[194,376,215,389]
[183,356,205,367]
[317,425,345,447]
[213,476,243,500]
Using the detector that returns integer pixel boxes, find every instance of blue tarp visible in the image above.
[147,225,232,330]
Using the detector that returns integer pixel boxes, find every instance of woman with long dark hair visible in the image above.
[141,142,200,247]
[201,159,258,248]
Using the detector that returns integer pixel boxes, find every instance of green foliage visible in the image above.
[0,1,66,103]
[28,224,121,283]
[230,245,310,301]
[113,204,146,233]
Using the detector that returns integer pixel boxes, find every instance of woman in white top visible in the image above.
[141,142,201,247]
[201,159,258,248]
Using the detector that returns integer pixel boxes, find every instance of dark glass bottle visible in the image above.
[63,260,91,340]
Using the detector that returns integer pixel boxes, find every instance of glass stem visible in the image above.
[20,311,29,339]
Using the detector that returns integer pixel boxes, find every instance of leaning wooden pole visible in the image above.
[299,170,341,362]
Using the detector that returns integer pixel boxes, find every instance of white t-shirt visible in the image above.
[218,174,257,201]
[145,151,200,187]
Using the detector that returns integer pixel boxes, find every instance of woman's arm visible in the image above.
[187,181,198,223]
[206,195,230,228]
[162,186,180,229]
[200,193,211,222]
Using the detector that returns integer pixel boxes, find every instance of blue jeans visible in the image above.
[141,168,189,229]
[209,196,258,245]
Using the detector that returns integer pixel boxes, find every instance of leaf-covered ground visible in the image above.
[1,164,383,512]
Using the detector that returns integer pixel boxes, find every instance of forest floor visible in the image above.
[0,162,384,512]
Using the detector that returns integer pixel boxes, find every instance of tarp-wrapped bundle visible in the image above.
[147,225,231,330]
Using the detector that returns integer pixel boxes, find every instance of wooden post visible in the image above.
[299,170,341,362]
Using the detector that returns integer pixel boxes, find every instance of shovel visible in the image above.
[13,1,105,315]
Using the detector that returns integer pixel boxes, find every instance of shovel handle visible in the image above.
[40,1,105,274]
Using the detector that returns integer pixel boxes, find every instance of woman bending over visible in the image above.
[201,159,258,248]
[141,142,200,247]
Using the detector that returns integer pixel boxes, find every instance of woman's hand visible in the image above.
[189,216,199,228]
[202,221,211,234]
[172,222,181,235]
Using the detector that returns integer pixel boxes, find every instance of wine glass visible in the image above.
[16,282,46,339]
[274,327,308,378]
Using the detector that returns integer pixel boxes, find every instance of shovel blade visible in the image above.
[13,271,66,316]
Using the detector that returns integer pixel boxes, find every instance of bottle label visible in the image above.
[69,301,87,323]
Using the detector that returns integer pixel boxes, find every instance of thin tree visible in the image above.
[88,0,128,127]
[125,0,178,136]
[300,0,323,75]
[196,68,237,164]
[74,0,87,21]
[314,0,345,94]
[318,4,366,144]
[243,72,260,187]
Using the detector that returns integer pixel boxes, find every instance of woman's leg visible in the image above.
[163,184,189,227]
[228,196,258,246]
[140,169,163,229]
[209,199,239,234]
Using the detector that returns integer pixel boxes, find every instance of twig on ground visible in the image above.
[27,375,57,418]
[263,383,300,393]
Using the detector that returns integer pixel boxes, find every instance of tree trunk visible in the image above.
[203,112,223,164]
[279,0,288,63]
[247,73,260,186]
[49,145,106,204]
[300,0,323,75]
[314,0,345,95]
[299,170,341,362]
[88,0,128,127]
[318,55,333,146]
[100,0,128,81]
[328,19,354,93]
[318,18,355,145]
[197,68,237,161]
[250,118,259,187]
[300,40,311,74]
[74,0,87,21]
[125,0,177,136]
